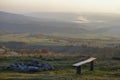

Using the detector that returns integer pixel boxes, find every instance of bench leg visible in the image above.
[90,61,94,71]
[76,66,81,74]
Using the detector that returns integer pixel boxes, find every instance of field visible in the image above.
[0,33,120,80]
[0,52,120,80]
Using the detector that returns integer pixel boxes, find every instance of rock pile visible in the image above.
[6,60,54,72]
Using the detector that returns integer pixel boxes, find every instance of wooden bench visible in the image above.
[73,57,96,74]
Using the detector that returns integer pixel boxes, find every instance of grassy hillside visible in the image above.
[0,33,120,80]
[0,53,119,80]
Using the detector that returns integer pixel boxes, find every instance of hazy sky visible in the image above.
[0,0,120,14]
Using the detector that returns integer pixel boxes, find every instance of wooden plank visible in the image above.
[73,57,96,67]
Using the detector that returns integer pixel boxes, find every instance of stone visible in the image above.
[6,60,54,72]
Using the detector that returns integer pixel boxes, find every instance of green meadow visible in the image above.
[0,53,119,80]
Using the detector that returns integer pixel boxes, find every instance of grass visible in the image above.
[0,53,119,80]
[0,33,120,80]
[0,34,68,45]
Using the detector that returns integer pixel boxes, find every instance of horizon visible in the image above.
[0,0,120,14]
[0,0,120,38]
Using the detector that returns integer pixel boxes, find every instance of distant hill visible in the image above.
[27,12,120,29]
[0,11,87,34]
[1,11,120,38]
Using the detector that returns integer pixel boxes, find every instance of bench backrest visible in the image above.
[73,57,96,67]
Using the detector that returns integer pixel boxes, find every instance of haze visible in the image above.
[0,0,120,14]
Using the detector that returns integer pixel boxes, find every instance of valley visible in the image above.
[0,11,120,80]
